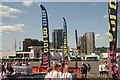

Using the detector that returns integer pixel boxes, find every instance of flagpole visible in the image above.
[75,29,79,78]
[75,29,78,68]
[14,40,17,56]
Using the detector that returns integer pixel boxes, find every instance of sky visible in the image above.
[0,1,120,51]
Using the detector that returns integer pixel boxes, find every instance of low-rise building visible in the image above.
[0,50,16,58]
[16,46,43,59]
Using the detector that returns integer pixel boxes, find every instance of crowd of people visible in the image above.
[0,60,30,79]
[0,59,119,80]
[1,60,30,67]
[44,61,91,80]
[98,61,119,79]
[98,61,110,78]
[45,64,73,80]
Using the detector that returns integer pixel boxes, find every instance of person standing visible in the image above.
[98,63,103,78]
[58,63,63,78]
[102,61,109,78]
[62,65,72,80]
[57,64,63,80]
[116,63,119,78]
[103,61,109,78]
[81,62,88,79]
[50,64,60,80]
[1,64,7,79]
[45,67,53,80]
[6,63,14,75]
[0,63,2,80]
[86,63,91,72]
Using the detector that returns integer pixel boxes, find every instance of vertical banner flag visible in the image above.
[40,5,50,69]
[63,17,69,65]
[108,0,118,78]
[75,29,78,50]
[75,29,78,68]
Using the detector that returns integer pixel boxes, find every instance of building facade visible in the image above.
[80,36,87,54]
[52,29,63,49]
[23,38,43,52]
[84,32,95,54]
[16,46,43,59]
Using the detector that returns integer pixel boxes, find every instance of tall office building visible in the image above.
[84,32,95,54]
[23,38,43,52]
[80,36,87,54]
[77,37,81,50]
[52,29,63,49]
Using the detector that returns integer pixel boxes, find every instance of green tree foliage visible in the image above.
[96,47,120,53]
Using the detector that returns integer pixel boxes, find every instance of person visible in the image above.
[102,61,109,78]
[51,59,56,67]
[105,61,109,78]
[15,60,22,66]
[98,63,103,78]
[1,64,7,79]
[50,64,60,79]
[6,63,14,75]
[22,61,26,66]
[81,62,88,79]
[116,63,119,78]
[58,63,63,79]
[45,67,53,80]
[0,63,2,80]
[0,72,1,80]
[62,65,72,80]
[86,63,91,72]
[22,61,30,66]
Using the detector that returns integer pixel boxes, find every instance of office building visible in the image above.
[77,37,83,53]
[80,36,87,54]
[23,38,43,52]
[52,29,63,49]
[84,32,95,54]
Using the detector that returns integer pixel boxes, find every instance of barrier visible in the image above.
[40,68,47,72]
[32,66,53,72]
[12,66,32,74]
[69,67,80,78]
[32,66,80,78]
[32,66,40,72]
[8,74,45,79]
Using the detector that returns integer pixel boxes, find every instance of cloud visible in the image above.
[0,24,25,33]
[95,34,104,40]
[103,15,108,18]
[89,3,97,6]
[106,32,109,35]
[96,37,104,40]
[95,34,101,37]
[0,12,17,18]
[0,5,22,18]
[0,5,22,13]
[23,1,32,7]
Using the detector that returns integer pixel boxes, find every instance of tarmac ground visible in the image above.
[30,60,115,78]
